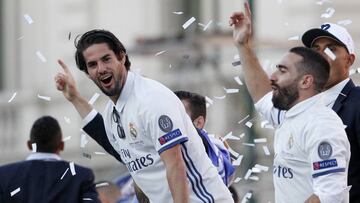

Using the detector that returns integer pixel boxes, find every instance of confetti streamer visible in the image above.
[321,7,335,18]
[88,93,100,105]
[234,76,243,86]
[251,167,261,173]
[203,20,212,31]
[96,182,109,188]
[8,92,17,103]
[254,138,267,143]
[214,95,226,100]
[63,136,71,142]
[37,94,51,101]
[263,145,271,156]
[182,17,196,29]
[69,162,76,175]
[23,14,34,24]
[17,36,24,40]
[83,198,93,201]
[155,50,167,56]
[239,133,245,138]
[10,187,20,197]
[324,47,336,60]
[224,88,239,94]
[232,155,243,166]
[172,11,183,15]
[60,168,69,180]
[36,51,47,62]
[249,176,259,181]
[238,115,250,124]
[244,169,252,180]
[228,147,240,158]
[94,152,106,155]
[169,64,172,68]
[242,143,255,147]
[241,192,253,203]
[233,177,242,183]
[205,96,214,105]
[64,117,71,124]
[80,134,89,148]
[245,121,253,128]
[288,36,299,41]
[32,143,37,153]
[254,164,269,172]
[223,132,240,141]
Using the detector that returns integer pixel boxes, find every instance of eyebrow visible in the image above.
[86,54,111,65]
[276,64,288,70]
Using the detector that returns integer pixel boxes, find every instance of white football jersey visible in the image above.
[84,71,233,203]
[256,92,350,203]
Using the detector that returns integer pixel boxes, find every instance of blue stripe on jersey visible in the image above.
[312,168,346,178]
[158,137,188,154]
[277,109,281,125]
[182,144,215,203]
[181,150,208,203]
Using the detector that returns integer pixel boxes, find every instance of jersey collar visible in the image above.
[26,152,62,161]
[285,93,322,118]
[114,71,135,113]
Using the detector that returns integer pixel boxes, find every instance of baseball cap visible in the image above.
[302,22,355,55]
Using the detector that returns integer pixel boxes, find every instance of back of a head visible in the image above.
[174,90,206,121]
[74,29,131,74]
[30,116,62,153]
[289,46,330,92]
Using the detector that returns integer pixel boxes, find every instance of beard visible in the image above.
[95,77,122,97]
[271,82,299,110]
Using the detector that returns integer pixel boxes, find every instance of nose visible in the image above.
[270,71,277,83]
[97,61,106,73]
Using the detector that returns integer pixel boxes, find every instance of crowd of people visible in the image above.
[0,2,359,203]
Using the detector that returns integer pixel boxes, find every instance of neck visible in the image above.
[289,90,319,109]
[110,71,128,103]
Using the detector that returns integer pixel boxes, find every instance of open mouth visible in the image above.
[100,75,113,87]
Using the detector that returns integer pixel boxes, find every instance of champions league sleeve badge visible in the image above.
[158,115,173,133]
[318,141,333,160]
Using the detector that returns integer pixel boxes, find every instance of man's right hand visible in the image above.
[229,2,252,48]
[54,60,80,102]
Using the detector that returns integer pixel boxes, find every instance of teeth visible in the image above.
[100,75,111,81]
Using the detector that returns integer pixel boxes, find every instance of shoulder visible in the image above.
[0,161,26,172]
[347,85,360,101]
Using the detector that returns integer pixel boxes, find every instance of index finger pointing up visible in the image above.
[57,59,70,73]
[244,2,252,18]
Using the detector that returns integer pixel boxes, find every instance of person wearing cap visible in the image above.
[230,3,350,203]
[302,23,360,203]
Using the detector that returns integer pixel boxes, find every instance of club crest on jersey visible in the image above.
[287,134,294,150]
[318,141,332,160]
[129,122,138,140]
[158,115,173,133]
[158,129,182,145]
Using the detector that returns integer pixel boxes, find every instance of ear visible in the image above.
[117,52,126,64]
[193,116,205,129]
[299,75,313,90]
[346,54,355,68]
[59,141,64,152]
[27,140,33,151]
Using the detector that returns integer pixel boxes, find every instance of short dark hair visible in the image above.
[289,46,330,92]
[74,29,131,74]
[174,91,206,121]
[30,116,62,153]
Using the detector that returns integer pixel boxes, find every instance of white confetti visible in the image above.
[23,14,34,24]
[10,187,20,197]
[83,198,93,201]
[254,164,269,172]
[350,69,356,75]
[60,168,69,180]
[263,145,271,156]
[69,162,76,176]
[155,50,167,56]
[324,47,336,60]
[88,93,100,105]
[288,36,299,41]
[80,134,89,148]
[234,54,240,60]
[234,76,243,86]
[198,23,205,27]
[223,132,240,141]
[173,11,183,15]
[94,152,106,155]
[254,138,267,143]
[224,88,239,94]
[64,117,71,124]
[214,95,226,100]
[228,147,240,158]
[261,120,274,129]
[242,143,255,147]
[337,19,352,26]
[32,143,37,153]
[316,0,332,5]
[169,64,172,68]
[239,133,245,138]
[249,176,259,181]
[37,94,51,101]
[241,192,253,203]
[182,17,196,29]
[357,68,360,73]
[321,7,335,18]
[36,51,47,62]
[63,136,71,142]
[232,155,243,166]
[234,177,242,183]
[203,20,213,31]
[244,169,252,180]
[245,121,253,128]
[17,36,24,40]
[205,96,214,105]
[251,167,261,173]
[8,92,17,103]
[96,182,109,188]
[238,115,250,124]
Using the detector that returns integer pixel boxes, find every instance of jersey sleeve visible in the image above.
[254,91,285,127]
[305,113,350,202]
[143,92,189,154]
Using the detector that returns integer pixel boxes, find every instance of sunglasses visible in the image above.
[112,107,126,139]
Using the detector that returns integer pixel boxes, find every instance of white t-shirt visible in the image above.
[255,92,350,203]
[83,71,233,203]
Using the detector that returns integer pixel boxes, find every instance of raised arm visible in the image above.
[229,2,272,102]
[54,59,93,118]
